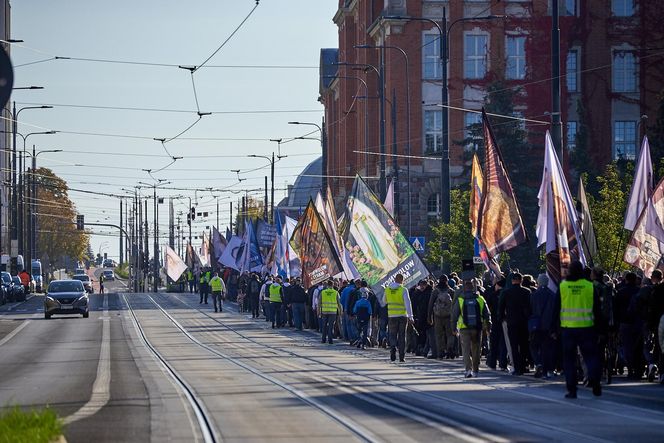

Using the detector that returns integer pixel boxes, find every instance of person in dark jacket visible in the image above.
[529,274,557,378]
[486,277,507,370]
[247,273,262,319]
[353,288,373,349]
[615,272,641,378]
[287,278,307,330]
[499,273,531,375]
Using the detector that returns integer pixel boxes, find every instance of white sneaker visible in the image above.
[471,371,479,378]
[465,370,472,378]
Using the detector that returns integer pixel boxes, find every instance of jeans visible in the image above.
[460,329,482,372]
[562,327,601,393]
[388,316,408,359]
[291,302,305,330]
[262,300,271,321]
[530,330,554,373]
[322,313,336,343]
[434,316,454,357]
[347,314,359,341]
[270,301,282,327]
[211,291,223,312]
[188,281,195,293]
[378,305,388,343]
[487,321,507,368]
[358,319,370,347]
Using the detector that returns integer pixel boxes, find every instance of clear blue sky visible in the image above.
[11,0,338,261]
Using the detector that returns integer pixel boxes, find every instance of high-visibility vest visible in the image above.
[560,279,594,328]
[269,283,282,302]
[320,288,338,313]
[385,286,406,316]
[187,271,194,281]
[456,295,486,329]
[209,276,223,292]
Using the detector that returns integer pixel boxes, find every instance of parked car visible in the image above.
[103,259,115,268]
[32,259,43,293]
[1,272,25,303]
[11,276,26,302]
[74,268,86,276]
[71,274,93,294]
[44,280,89,319]
[102,270,115,281]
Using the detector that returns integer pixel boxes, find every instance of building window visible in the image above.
[464,34,488,79]
[423,34,442,79]
[464,112,482,148]
[566,49,578,92]
[612,50,637,92]
[612,0,634,16]
[427,193,440,217]
[424,110,442,153]
[567,121,578,150]
[506,36,526,80]
[613,121,636,160]
[563,0,577,15]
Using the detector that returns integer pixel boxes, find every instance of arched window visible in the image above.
[427,193,440,217]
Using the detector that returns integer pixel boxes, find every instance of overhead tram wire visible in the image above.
[14,102,323,115]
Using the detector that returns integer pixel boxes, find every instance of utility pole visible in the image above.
[392,88,399,222]
[270,152,275,223]
[153,185,158,293]
[379,46,387,201]
[144,199,149,292]
[119,199,123,266]
[264,176,268,221]
[229,201,233,234]
[551,0,563,162]
[216,196,219,229]
[137,194,143,292]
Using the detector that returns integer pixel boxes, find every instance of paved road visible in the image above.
[1,282,663,442]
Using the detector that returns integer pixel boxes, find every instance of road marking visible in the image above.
[0,320,31,347]
[63,294,111,425]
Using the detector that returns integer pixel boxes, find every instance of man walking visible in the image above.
[209,272,226,313]
[319,280,340,344]
[385,274,414,362]
[353,288,373,349]
[529,274,557,378]
[557,261,603,398]
[288,278,307,331]
[269,277,284,329]
[248,273,262,319]
[499,273,531,375]
[260,276,273,321]
[187,268,196,293]
[199,268,210,304]
[451,279,491,378]
[428,275,454,359]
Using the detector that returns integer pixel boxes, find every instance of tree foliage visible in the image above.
[234,196,265,234]
[426,188,474,272]
[34,168,89,270]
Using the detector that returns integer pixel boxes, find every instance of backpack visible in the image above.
[433,291,452,318]
[462,297,481,329]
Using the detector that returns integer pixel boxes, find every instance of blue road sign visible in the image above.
[409,236,425,252]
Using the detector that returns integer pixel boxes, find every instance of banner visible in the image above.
[284,215,302,277]
[624,177,664,276]
[199,231,211,267]
[340,175,429,298]
[536,131,586,287]
[185,242,201,273]
[477,109,527,256]
[211,226,227,264]
[470,153,501,276]
[273,211,290,278]
[256,220,278,249]
[290,200,343,288]
[163,245,187,282]
[624,136,653,231]
[239,220,264,273]
[219,235,244,271]
[576,179,598,265]
[384,178,395,218]
[316,187,359,279]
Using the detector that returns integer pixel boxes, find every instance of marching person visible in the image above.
[187,268,196,293]
[288,278,307,331]
[499,272,531,375]
[199,268,211,304]
[428,275,455,359]
[451,278,491,378]
[556,261,604,398]
[248,273,262,319]
[353,287,373,349]
[99,273,105,294]
[385,273,414,362]
[260,275,273,321]
[318,279,340,344]
[269,277,284,329]
[209,272,226,313]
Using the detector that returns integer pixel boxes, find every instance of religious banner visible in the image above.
[340,175,429,298]
[624,177,664,276]
[289,200,343,288]
[284,215,302,277]
[163,245,187,282]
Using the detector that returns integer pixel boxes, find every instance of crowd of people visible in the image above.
[180,262,664,398]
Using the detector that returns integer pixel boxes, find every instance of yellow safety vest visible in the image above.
[320,288,338,314]
[209,276,223,292]
[269,284,282,302]
[385,286,406,316]
[187,271,193,281]
[457,295,486,329]
[560,279,594,328]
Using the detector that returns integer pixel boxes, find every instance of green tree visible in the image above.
[648,87,664,180]
[33,168,89,270]
[586,163,629,272]
[426,188,474,272]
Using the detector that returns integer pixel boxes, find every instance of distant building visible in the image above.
[277,156,322,218]
[319,0,663,244]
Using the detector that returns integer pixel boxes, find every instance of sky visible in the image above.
[10,0,339,261]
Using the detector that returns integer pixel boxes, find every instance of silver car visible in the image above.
[44,280,89,319]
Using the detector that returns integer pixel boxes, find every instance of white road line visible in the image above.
[63,294,111,425]
[0,320,31,347]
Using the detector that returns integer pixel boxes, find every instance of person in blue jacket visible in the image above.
[353,288,373,349]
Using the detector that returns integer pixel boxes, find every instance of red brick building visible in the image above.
[319,0,664,244]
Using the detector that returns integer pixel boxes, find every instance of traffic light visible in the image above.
[76,214,85,230]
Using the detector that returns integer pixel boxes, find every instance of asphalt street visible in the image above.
[1,277,663,442]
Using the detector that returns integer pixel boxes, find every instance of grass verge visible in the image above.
[0,405,62,443]
[115,263,129,279]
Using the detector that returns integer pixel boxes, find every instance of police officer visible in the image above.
[384,273,414,362]
[199,267,211,304]
[557,261,604,398]
[269,277,284,329]
[318,279,340,344]
[209,272,226,313]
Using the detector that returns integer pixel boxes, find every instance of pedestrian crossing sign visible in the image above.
[409,237,425,252]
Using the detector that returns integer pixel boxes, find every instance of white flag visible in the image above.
[163,245,187,282]
[384,179,395,217]
[624,136,653,231]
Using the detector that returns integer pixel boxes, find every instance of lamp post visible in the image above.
[28,148,62,261]
[335,61,387,200]
[383,12,504,271]
[355,44,411,236]
[248,154,276,223]
[139,179,169,293]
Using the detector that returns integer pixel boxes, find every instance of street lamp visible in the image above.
[139,178,170,293]
[28,148,62,260]
[355,44,412,235]
[248,154,276,223]
[382,12,505,271]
